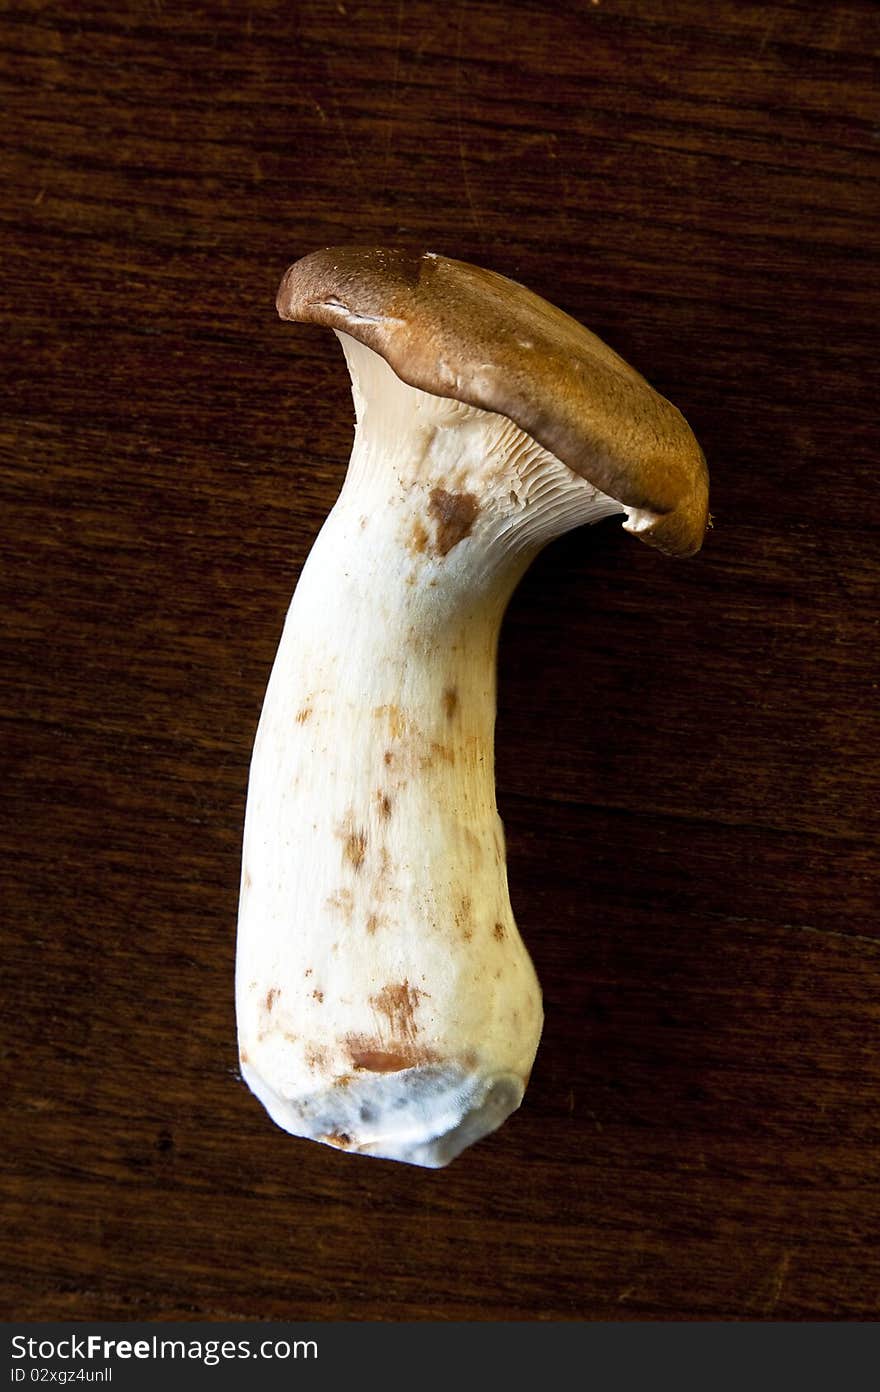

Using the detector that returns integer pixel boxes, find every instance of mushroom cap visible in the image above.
[276,247,709,558]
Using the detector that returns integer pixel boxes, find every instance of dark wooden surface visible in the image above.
[3,0,878,1323]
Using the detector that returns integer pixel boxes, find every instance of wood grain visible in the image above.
[2,0,878,1321]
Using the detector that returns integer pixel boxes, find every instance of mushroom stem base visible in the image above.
[241,1057,525,1169]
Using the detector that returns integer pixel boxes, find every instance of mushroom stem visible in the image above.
[236,334,623,1167]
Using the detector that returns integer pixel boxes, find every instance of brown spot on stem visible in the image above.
[383,750,394,766]
[408,518,430,554]
[322,1131,352,1149]
[326,888,354,920]
[366,912,380,935]
[442,686,459,718]
[265,987,279,1013]
[373,704,413,741]
[239,1049,249,1065]
[454,894,474,943]
[346,830,367,870]
[312,989,324,1004]
[295,706,312,724]
[350,1047,408,1072]
[305,1044,328,1071]
[304,968,313,978]
[345,1038,438,1073]
[420,740,455,771]
[428,487,479,555]
[337,809,373,876]
[370,980,426,1042]
[493,921,506,942]
[377,792,393,821]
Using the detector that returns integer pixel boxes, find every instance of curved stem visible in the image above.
[236,337,622,1166]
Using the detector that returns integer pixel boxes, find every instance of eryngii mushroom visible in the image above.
[236,247,708,1168]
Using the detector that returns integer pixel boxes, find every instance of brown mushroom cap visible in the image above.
[276,247,709,558]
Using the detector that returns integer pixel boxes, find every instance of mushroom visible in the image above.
[236,247,708,1167]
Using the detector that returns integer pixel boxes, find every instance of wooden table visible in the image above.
[3,0,877,1322]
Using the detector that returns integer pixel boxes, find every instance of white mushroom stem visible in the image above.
[236,334,624,1167]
